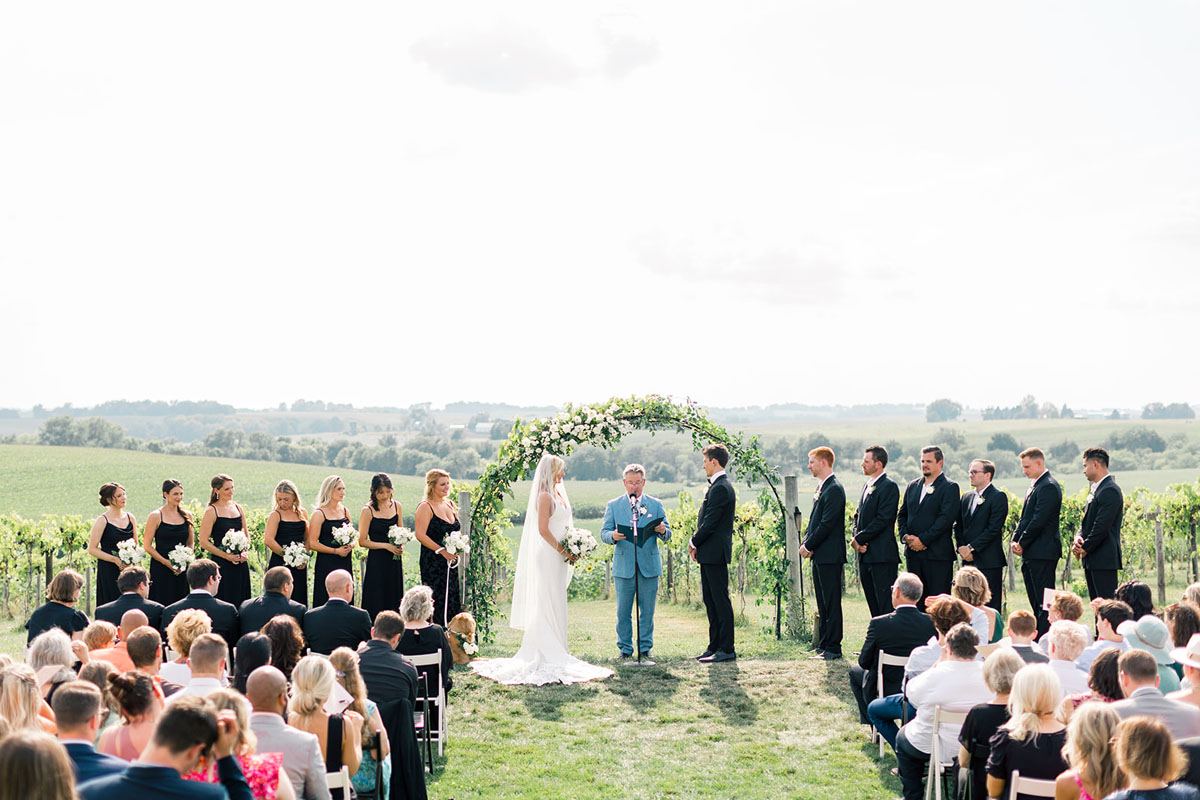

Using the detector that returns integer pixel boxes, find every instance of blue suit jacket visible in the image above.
[79,757,252,800]
[601,494,671,579]
[63,742,127,785]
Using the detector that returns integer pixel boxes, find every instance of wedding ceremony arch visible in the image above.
[460,395,804,641]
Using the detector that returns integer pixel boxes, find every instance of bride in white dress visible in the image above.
[471,454,614,686]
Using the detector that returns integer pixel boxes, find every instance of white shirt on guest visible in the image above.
[159,660,192,685]
[902,660,991,759]
[1076,638,1129,673]
[1049,659,1090,695]
[165,676,223,704]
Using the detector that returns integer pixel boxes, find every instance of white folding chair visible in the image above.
[875,651,910,757]
[924,705,969,800]
[1008,769,1056,800]
[325,765,352,796]
[406,652,447,755]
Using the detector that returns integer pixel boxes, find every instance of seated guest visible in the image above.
[167,634,228,703]
[849,573,934,726]
[161,560,240,655]
[28,628,78,702]
[83,621,119,653]
[1056,702,1127,800]
[867,596,973,750]
[1006,610,1050,664]
[1169,634,1200,709]
[51,680,126,783]
[238,567,306,636]
[1047,620,1091,696]
[261,616,305,681]
[126,626,183,697]
[397,585,455,694]
[78,661,121,741]
[25,569,89,645]
[0,665,56,734]
[94,566,165,631]
[1060,648,1125,722]
[1185,583,1200,608]
[246,666,331,800]
[985,664,1068,800]
[950,566,999,643]
[302,571,371,656]
[161,609,213,686]
[1120,615,1182,693]
[1077,600,1133,673]
[357,612,420,708]
[1164,603,1200,681]
[97,671,164,760]
[1112,649,1200,739]
[957,647,1023,800]
[185,688,294,800]
[1049,590,1091,642]
[1115,580,1155,621]
[288,656,363,799]
[79,694,254,800]
[330,647,391,799]
[90,610,148,672]
[894,622,991,800]
[1105,716,1198,800]
[0,730,77,800]
[232,634,272,695]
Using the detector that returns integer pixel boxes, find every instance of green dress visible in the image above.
[351,698,392,799]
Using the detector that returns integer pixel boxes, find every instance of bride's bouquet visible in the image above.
[443,530,471,558]
[331,522,357,549]
[116,538,142,566]
[282,542,310,569]
[168,544,195,573]
[387,525,414,560]
[223,530,251,556]
[558,527,599,564]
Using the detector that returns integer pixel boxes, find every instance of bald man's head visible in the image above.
[245,665,288,713]
[325,569,353,601]
[119,609,149,639]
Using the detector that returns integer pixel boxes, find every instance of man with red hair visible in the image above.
[801,446,846,660]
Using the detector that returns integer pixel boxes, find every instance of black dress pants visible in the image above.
[812,561,843,656]
[1085,568,1118,601]
[861,560,897,619]
[1021,558,1058,636]
[907,555,952,610]
[700,562,735,654]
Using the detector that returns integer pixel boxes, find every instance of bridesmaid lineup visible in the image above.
[86,470,446,616]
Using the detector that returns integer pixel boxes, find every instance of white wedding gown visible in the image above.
[471,495,613,686]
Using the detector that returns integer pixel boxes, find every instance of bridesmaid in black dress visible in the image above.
[199,474,252,609]
[87,483,137,607]
[142,479,193,605]
[415,468,462,628]
[265,479,310,607]
[359,473,405,623]
[308,475,355,608]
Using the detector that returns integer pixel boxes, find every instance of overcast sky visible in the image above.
[2,2,1197,412]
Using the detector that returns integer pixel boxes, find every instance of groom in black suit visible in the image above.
[851,445,900,618]
[800,446,846,660]
[1073,447,1124,600]
[896,446,959,609]
[1011,447,1062,636]
[953,459,1009,611]
[690,444,736,662]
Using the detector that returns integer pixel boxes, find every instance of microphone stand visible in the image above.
[626,494,655,666]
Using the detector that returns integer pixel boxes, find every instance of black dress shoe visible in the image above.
[639,651,652,660]
[700,650,736,663]
[821,651,842,661]
[807,650,828,660]
[695,649,715,660]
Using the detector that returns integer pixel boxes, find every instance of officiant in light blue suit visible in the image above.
[600,463,671,659]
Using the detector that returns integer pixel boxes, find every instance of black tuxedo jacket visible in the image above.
[1012,471,1062,561]
[1080,476,1124,570]
[803,475,846,565]
[897,473,960,561]
[94,593,165,631]
[857,605,936,698]
[693,474,735,565]
[953,484,1009,569]
[303,599,371,655]
[358,639,419,706]
[851,474,900,565]
[161,591,239,651]
[238,591,306,637]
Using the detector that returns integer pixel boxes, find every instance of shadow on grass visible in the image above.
[859,739,903,794]
[608,664,682,710]
[817,654,860,715]
[519,681,604,721]
[698,662,758,726]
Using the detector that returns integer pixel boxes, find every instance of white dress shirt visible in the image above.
[902,659,991,759]
[165,676,223,704]
[1049,658,1090,696]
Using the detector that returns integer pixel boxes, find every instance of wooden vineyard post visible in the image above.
[784,476,807,639]
[458,491,472,602]
[1155,507,1166,606]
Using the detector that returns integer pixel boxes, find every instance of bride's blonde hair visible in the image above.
[535,454,565,505]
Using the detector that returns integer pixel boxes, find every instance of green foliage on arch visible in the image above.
[463,395,796,641]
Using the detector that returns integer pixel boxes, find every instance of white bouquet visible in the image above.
[559,527,599,563]
[116,538,142,566]
[223,529,251,555]
[331,522,357,548]
[282,542,310,568]
[443,530,471,557]
[462,640,479,656]
[387,526,414,560]
[168,544,194,573]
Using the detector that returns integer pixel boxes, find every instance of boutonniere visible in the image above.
[1086,493,1095,505]
[865,485,876,496]
[923,485,935,496]
[812,491,821,503]
[638,505,649,516]
[976,496,985,506]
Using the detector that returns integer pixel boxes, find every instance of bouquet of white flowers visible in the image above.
[116,538,142,566]
[462,640,479,656]
[443,530,471,557]
[168,544,195,573]
[558,527,599,564]
[282,542,310,569]
[223,530,251,555]
[331,523,357,548]
[387,526,414,561]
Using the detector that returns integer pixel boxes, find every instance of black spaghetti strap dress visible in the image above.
[419,506,462,627]
[361,502,405,623]
[148,515,190,605]
[212,508,251,608]
[267,517,310,607]
[96,517,132,606]
[313,511,354,608]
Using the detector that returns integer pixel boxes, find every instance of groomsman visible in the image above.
[953,459,1008,612]
[1073,447,1124,600]
[800,447,846,661]
[1011,447,1062,637]
[897,446,959,609]
[690,444,737,663]
[850,445,900,619]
